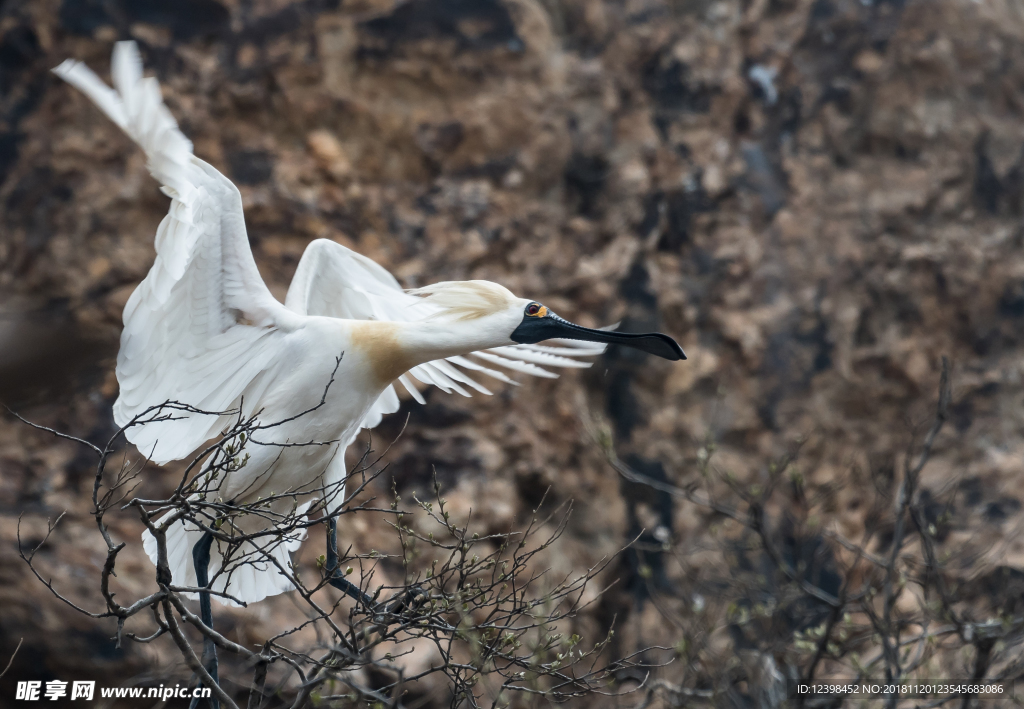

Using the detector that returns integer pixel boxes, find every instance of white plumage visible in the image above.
[53,43,627,606]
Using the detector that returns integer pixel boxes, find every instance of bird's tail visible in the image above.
[142,502,312,607]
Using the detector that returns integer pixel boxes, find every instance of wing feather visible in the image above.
[285,239,604,430]
[429,359,493,395]
[54,42,302,463]
[417,363,473,397]
[486,346,593,369]
[445,355,518,385]
[516,342,606,357]
[397,374,427,405]
[469,351,560,379]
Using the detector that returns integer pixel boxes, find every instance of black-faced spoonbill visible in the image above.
[52,42,685,703]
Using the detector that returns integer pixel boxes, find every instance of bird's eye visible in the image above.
[526,303,543,316]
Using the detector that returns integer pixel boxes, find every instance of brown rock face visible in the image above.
[2,0,1024,703]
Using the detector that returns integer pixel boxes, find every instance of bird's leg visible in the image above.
[325,517,429,621]
[325,516,375,606]
[190,532,220,709]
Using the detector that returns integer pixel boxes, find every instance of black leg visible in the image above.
[325,517,374,606]
[190,532,220,709]
[325,518,430,621]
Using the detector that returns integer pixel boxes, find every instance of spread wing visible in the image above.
[284,239,606,430]
[54,42,303,464]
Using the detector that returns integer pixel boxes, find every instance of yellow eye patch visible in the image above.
[526,304,547,317]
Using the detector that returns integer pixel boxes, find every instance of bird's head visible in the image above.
[410,281,686,361]
[509,300,685,360]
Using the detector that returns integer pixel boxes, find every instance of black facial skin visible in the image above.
[510,304,686,361]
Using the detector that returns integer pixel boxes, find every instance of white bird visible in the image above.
[52,43,684,615]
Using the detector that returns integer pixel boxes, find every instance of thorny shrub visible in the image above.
[12,391,656,709]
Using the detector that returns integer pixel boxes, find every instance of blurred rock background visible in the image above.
[2,0,1024,705]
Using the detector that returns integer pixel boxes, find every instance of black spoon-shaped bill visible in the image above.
[510,312,686,361]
